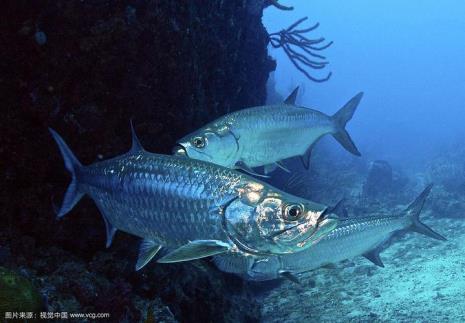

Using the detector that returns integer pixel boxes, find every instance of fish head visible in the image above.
[224,183,338,255]
[174,125,239,167]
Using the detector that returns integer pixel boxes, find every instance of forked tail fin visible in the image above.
[331,92,364,156]
[404,184,446,241]
[49,128,84,218]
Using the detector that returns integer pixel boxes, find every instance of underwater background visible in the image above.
[1,0,464,322]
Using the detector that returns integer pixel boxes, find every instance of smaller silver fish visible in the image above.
[213,185,446,282]
[175,88,363,175]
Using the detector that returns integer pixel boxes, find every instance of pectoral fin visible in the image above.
[275,161,291,173]
[263,162,290,175]
[263,163,278,175]
[235,161,270,178]
[135,239,162,271]
[157,240,231,263]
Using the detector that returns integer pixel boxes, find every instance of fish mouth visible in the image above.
[270,210,339,249]
[174,142,215,160]
[172,144,188,157]
[232,208,337,255]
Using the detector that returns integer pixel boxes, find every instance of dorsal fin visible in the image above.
[284,86,299,105]
[129,120,144,153]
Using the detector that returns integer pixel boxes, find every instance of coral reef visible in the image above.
[0,267,44,315]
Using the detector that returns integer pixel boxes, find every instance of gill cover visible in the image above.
[177,126,240,167]
[223,182,333,255]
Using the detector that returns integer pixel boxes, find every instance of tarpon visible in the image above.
[174,88,363,175]
[212,185,446,281]
[49,125,338,271]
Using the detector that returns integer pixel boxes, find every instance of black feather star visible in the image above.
[269,17,333,83]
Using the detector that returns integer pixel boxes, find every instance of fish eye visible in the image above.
[192,136,206,148]
[284,204,304,221]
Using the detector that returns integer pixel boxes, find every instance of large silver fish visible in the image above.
[213,185,446,281]
[49,126,338,271]
[174,89,364,175]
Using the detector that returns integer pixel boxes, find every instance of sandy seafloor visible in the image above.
[261,214,465,322]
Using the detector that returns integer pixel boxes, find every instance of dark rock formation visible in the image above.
[362,160,409,200]
[363,160,393,198]
[1,0,274,321]
[430,185,465,219]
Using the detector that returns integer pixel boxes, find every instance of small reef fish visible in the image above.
[174,88,363,176]
[213,185,446,282]
[49,125,338,271]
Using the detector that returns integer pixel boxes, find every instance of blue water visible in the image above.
[264,0,465,167]
[260,2,465,321]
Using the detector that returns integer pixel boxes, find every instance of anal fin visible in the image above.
[279,270,301,284]
[300,142,316,170]
[157,240,231,263]
[94,202,118,248]
[135,239,162,271]
[102,215,118,248]
[362,249,385,268]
